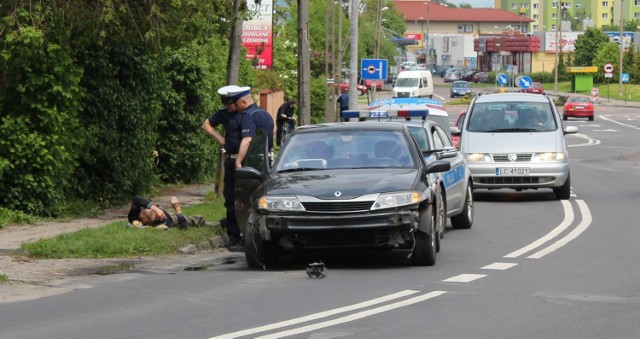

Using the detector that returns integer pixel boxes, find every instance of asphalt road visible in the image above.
[1,100,639,339]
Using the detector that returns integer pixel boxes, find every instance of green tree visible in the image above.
[574,28,610,67]
[593,42,622,82]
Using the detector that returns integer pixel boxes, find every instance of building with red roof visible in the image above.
[394,1,538,73]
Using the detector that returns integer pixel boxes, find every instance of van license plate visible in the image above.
[496,168,529,176]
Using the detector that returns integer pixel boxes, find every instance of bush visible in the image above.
[0,26,83,216]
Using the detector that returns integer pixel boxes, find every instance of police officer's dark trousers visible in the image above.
[223,158,241,241]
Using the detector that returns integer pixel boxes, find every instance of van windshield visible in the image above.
[467,102,558,132]
[396,78,419,87]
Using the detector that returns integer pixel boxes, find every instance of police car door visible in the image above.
[234,129,271,234]
[431,124,465,213]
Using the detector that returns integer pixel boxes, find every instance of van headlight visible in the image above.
[533,152,566,162]
[258,196,306,211]
[466,153,491,162]
[372,191,423,210]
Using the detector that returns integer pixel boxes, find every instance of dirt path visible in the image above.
[0,184,232,304]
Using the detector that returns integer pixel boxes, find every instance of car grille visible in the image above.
[302,201,374,213]
[396,92,411,98]
[292,230,393,248]
[475,176,556,184]
[492,153,533,162]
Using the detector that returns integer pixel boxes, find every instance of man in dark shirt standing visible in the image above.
[202,85,245,251]
[227,86,275,168]
[275,98,296,148]
[337,92,349,114]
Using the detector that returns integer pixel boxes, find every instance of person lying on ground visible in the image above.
[127,196,209,229]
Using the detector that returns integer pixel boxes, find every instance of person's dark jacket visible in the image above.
[127,196,188,229]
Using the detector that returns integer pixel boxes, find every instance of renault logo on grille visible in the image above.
[334,191,342,197]
[507,153,518,161]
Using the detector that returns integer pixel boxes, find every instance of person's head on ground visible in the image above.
[139,209,157,225]
[228,86,253,112]
[289,98,297,106]
[218,85,241,112]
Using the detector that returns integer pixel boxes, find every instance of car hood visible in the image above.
[266,169,419,200]
[465,131,560,153]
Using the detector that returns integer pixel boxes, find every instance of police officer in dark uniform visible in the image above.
[227,86,275,168]
[202,85,245,251]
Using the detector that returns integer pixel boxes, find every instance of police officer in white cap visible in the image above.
[227,86,275,168]
[202,85,244,251]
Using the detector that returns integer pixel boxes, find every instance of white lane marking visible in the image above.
[482,262,518,270]
[442,274,487,283]
[504,200,574,258]
[210,290,420,339]
[599,115,640,131]
[255,291,447,339]
[592,129,619,132]
[528,199,592,259]
[569,133,601,147]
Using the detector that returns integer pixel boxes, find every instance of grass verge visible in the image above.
[0,273,8,283]
[20,199,226,259]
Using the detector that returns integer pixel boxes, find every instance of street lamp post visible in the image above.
[424,1,430,66]
[554,2,561,93]
[374,4,388,59]
[619,0,624,96]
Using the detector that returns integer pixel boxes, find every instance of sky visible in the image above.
[447,0,494,8]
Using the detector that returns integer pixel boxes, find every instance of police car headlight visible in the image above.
[258,196,305,211]
[372,191,423,210]
[466,153,491,162]
[533,152,566,162]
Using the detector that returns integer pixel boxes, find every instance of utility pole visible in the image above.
[554,2,561,93]
[348,0,359,111]
[425,1,430,65]
[227,0,243,85]
[619,0,624,96]
[298,0,311,126]
[324,0,333,123]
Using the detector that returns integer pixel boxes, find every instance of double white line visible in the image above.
[211,290,446,339]
[504,199,592,259]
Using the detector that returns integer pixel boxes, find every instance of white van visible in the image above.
[393,70,434,99]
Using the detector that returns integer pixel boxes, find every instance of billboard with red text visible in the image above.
[242,0,273,69]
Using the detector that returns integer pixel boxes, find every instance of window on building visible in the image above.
[512,3,518,9]
[602,1,609,7]
[458,25,464,32]
[635,12,640,19]
[533,24,539,30]
[552,13,557,19]
[552,1,557,8]
[563,2,571,8]
[522,4,530,9]
[552,24,557,30]
[465,25,473,32]
[534,3,539,9]
[635,0,640,6]
[533,14,539,20]
[602,13,608,19]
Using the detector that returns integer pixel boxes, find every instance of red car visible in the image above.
[451,110,466,149]
[521,81,545,94]
[361,79,383,91]
[337,81,368,96]
[563,95,594,121]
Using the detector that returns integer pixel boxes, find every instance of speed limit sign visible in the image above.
[603,63,614,73]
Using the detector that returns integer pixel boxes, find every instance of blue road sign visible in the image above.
[497,73,509,86]
[519,75,533,89]
[361,59,388,81]
[622,73,630,83]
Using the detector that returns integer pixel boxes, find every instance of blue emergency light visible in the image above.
[340,109,429,121]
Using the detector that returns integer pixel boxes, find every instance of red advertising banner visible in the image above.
[242,0,273,69]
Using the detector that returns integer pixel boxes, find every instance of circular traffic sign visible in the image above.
[604,63,614,73]
[367,65,376,74]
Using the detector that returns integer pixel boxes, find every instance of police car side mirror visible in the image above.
[425,160,450,174]
[450,127,461,136]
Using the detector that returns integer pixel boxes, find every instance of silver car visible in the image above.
[451,93,578,200]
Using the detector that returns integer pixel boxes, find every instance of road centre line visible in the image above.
[504,200,574,258]
[599,115,640,132]
[528,199,592,259]
[442,274,487,283]
[211,290,421,339]
[482,262,518,270]
[254,291,447,339]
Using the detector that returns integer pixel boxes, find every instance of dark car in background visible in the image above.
[472,71,490,83]
[460,69,478,81]
[443,69,462,83]
[450,80,472,98]
[234,124,451,268]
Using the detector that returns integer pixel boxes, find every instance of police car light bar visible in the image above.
[340,109,428,121]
